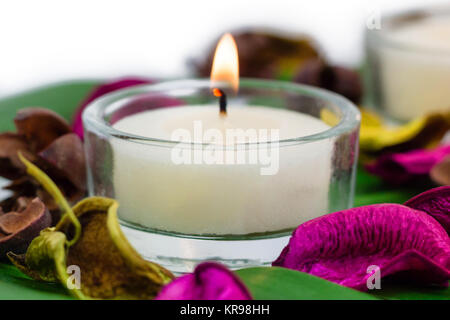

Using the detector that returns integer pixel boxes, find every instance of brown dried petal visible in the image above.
[13,197,34,212]
[294,59,362,104]
[0,198,51,257]
[431,156,450,186]
[194,29,320,79]
[38,133,86,191]
[14,108,71,152]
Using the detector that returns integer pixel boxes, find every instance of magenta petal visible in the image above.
[72,77,153,139]
[405,186,450,234]
[273,204,450,291]
[365,144,450,185]
[155,262,252,300]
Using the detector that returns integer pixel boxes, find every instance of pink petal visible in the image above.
[155,262,252,300]
[72,77,152,139]
[273,204,450,291]
[365,144,450,185]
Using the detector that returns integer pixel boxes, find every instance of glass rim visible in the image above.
[366,5,450,55]
[82,78,360,147]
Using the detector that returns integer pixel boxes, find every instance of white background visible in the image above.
[0,0,446,95]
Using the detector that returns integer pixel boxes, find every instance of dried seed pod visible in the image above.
[9,155,173,299]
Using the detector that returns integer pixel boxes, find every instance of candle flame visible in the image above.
[210,33,239,93]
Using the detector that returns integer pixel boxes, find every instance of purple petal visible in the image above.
[155,262,252,300]
[72,77,152,139]
[365,144,450,185]
[405,186,450,234]
[273,204,450,291]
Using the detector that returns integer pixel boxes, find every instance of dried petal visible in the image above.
[365,144,450,185]
[430,156,450,186]
[38,133,86,191]
[156,262,252,300]
[0,198,51,257]
[0,133,30,179]
[14,108,71,152]
[273,203,450,291]
[293,59,362,104]
[194,29,320,80]
[60,197,173,299]
[9,156,173,299]
[72,78,152,139]
[8,229,67,283]
[360,111,450,155]
[405,186,450,234]
[1,108,87,219]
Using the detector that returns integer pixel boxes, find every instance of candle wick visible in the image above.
[213,88,227,116]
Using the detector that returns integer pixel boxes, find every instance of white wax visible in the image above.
[112,105,332,235]
[378,16,450,121]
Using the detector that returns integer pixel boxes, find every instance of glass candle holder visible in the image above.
[83,79,360,273]
[366,5,450,122]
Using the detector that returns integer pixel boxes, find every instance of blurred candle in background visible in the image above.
[367,7,450,121]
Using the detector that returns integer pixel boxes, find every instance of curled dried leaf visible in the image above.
[0,108,87,222]
[9,155,174,299]
[360,110,450,156]
[8,229,67,283]
[60,197,173,299]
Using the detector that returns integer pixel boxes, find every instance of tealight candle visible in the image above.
[83,34,360,272]
[366,8,450,121]
[112,105,331,235]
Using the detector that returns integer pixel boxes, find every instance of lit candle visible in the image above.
[110,34,333,235]
[368,11,450,121]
